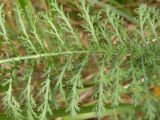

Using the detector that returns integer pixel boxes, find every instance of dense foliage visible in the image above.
[0,0,160,119]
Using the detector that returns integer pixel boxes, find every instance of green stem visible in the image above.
[0,50,104,64]
[53,104,141,120]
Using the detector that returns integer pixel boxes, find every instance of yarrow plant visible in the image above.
[0,0,160,119]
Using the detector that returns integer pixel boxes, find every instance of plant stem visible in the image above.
[53,104,141,120]
[0,50,105,64]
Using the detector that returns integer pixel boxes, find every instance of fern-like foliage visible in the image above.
[0,0,160,120]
